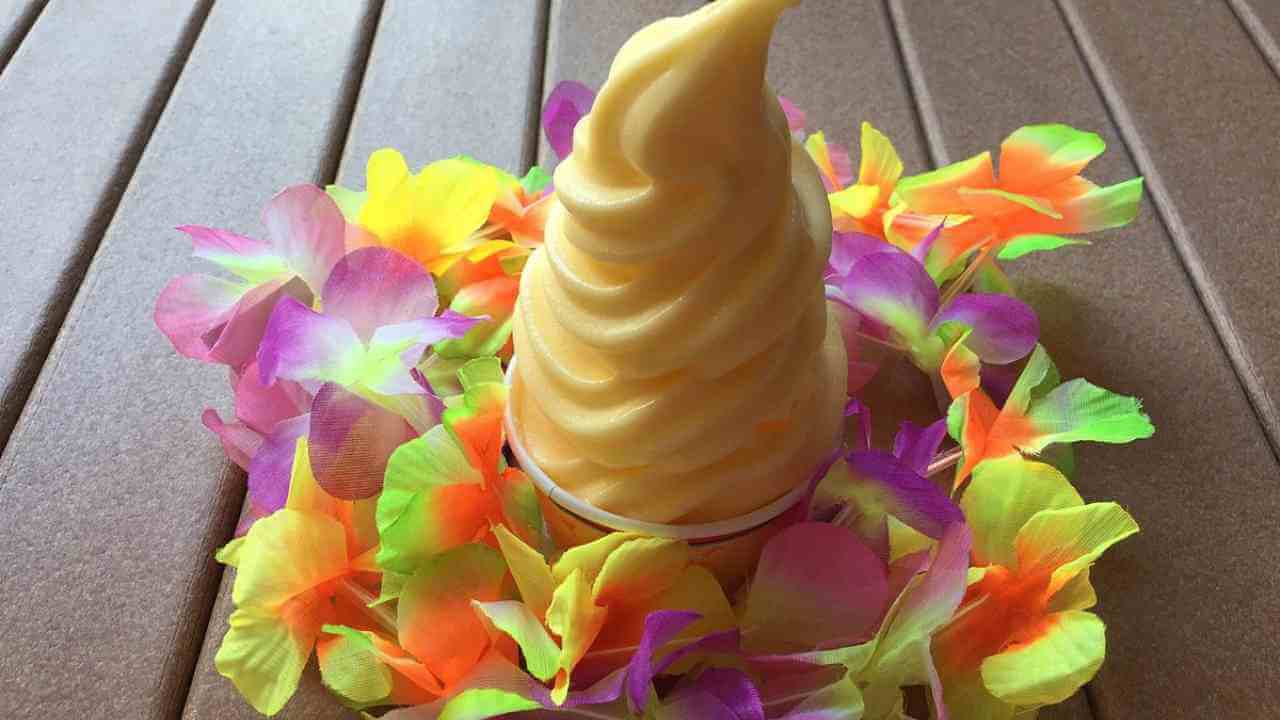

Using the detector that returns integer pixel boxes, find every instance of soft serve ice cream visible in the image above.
[510,0,847,523]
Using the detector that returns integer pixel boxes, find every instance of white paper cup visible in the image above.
[504,358,812,587]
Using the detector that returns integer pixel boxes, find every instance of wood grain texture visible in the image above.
[183,2,548,717]
[0,0,209,448]
[892,0,1280,716]
[0,2,378,718]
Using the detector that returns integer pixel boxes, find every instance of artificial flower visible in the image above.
[890,124,1144,272]
[813,415,962,561]
[214,438,380,715]
[933,458,1138,719]
[257,245,475,414]
[342,149,503,274]
[479,527,736,703]
[945,344,1154,486]
[746,522,973,719]
[542,81,597,164]
[778,94,807,141]
[432,242,527,362]
[155,185,347,369]
[825,231,1039,376]
[804,122,905,241]
[488,166,553,248]
[253,245,480,499]
[740,522,892,655]
[200,358,309,474]
[375,358,543,591]
[315,624,440,709]
[804,130,853,194]
[378,609,739,719]
[317,541,513,710]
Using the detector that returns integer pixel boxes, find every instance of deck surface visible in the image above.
[0,1,1276,717]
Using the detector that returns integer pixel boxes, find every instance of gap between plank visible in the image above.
[880,0,939,168]
[522,0,552,173]
[0,0,48,79]
[1226,0,1280,83]
[1054,0,1280,470]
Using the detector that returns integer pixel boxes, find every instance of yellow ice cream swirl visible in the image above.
[512,0,847,523]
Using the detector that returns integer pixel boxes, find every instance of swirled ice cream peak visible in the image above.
[511,0,848,523]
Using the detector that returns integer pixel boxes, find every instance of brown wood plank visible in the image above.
[1057,0,1280,456]
[535,0,703,166]
[891,0,1280,716]
[0,0,209,449]
[0,2,379,718]
[181,2,549,717]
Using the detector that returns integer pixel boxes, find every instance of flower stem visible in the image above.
[939,245,994,307]
[334,576,398,636]
[926,447,962,477]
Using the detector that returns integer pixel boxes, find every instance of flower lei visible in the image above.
[155,81,1153,720]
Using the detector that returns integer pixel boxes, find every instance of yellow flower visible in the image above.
[356,149,501,274]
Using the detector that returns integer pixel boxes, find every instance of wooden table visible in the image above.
[0,1,1277,717]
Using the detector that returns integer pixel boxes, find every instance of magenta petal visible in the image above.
[261,184,348,292]
[201,408,263,471]
[543,81,596,162]
[845,452,963,539]
[828,302,882,395]
[826,231,894,282]
[661,691,740,720]
[887,550,931,601]
[899,523,972,689]
[746,523,888,651]
[257,296,362,387]
[910,220,945,265]
[364,312,483,396]
[778,95,806,133]
[321,247,440,342]
[980,361,1019,407]
[410,368,448,420]
[652,628,741,678]
[371,311,483,363]
[828,142,854,190]
[626,610,701,712]
[931,293,1038,365]
[892,419,948,477]
[154,274,247,361]
[665,669,763,720]
[556,668,626,709]
[247,414,310,513]
[179,224,275,276]
[841,251,939,345]
[308,383,414,500]
[233,361,311,436]
[207,276,312,369]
